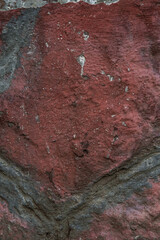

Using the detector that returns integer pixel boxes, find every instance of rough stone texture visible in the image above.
[0,8,39,93]
[0,0,160,239]
[0,0,119,10]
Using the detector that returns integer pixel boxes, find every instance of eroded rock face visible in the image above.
[0,0,119,10]
[0,0,160,239]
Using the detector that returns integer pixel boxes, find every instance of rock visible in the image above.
[0,0,160,239]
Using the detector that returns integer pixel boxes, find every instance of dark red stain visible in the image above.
[0,0,160,197]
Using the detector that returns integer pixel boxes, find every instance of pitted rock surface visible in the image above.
[0,0,160,239]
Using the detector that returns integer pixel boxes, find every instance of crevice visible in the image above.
[0,148,159,239]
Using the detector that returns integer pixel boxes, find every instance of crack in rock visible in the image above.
[0,150,160,239]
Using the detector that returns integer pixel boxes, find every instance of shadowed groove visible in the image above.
[0,148,160,239]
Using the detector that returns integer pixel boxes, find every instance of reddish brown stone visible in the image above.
[77,180,160,240]
[0,0,160,239]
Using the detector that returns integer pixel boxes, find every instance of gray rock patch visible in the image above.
[0,0,119,11]
[0,8,39,93]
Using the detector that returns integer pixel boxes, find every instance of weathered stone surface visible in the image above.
[0,0,160,239]
[0,0,119,10]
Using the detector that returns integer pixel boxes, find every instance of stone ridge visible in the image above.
[0,0,119,10]
[0,150,160,239]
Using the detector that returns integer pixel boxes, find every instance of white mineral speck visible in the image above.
[83,31,89,41]
[125,86,129,92]
[77,55,86,76]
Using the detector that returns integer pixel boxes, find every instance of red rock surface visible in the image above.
[0,202,32,240]
[77,179,160,240]
[0,0,160,239]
